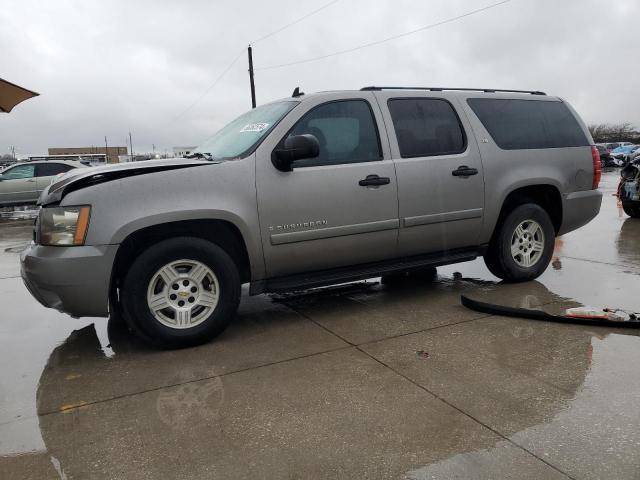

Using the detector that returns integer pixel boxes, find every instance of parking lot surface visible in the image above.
[1,170,639,479]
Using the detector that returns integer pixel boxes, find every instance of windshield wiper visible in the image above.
[184,152,215,161]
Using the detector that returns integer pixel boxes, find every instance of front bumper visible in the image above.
[21,243,118,318]
[558,189,603,235]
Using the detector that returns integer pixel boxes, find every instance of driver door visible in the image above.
[255,93,399,278]
[0,163,38,205]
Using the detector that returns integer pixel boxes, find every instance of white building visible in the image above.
[173,146,197,158]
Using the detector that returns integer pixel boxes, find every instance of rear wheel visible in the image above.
[623,202,640,218]
[121,237,241,348]
[483,203,554,282]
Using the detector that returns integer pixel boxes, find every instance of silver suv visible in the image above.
[21,87,602,348]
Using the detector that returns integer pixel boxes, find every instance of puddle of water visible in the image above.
[1,169,639,477]
[507,333,640,480]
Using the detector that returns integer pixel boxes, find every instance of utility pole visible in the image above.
[129,132,134,162]
[247,45,256,109]
[104,136,109,164]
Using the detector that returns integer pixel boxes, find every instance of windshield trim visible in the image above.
[195,100,300,161]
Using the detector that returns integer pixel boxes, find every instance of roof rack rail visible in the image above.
[360,86,547,96]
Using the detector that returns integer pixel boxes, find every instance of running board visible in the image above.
[251,248,480,295]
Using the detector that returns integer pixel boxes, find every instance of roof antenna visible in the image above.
[292,87,304,98]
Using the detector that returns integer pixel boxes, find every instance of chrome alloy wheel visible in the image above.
[146,259,219,329]
[510,219,545,268]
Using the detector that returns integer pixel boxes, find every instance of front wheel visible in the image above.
[121,237,241,348]
[483,204,555,282]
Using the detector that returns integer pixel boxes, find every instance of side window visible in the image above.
[467,98,589,150]
[36,163,73,177]
[286,100,382,167]
[387,98,466,158]
[2,164,35,180]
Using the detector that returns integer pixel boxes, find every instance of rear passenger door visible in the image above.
[375,92,485,256]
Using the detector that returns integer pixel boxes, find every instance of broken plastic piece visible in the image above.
[460,296,640,329]
[565,307,615,320]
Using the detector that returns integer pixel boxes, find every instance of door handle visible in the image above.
[452,166,478,177]
[359,174,390,187]
[26,179,36,182]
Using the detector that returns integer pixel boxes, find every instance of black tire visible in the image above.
[121,237,241,349]
[622,202,640,218]
[482,245,502,278]
[381,267,437,286]
[483,203,554,282]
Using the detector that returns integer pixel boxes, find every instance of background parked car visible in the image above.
[619,160,640,218]
[596,144,618,167]
[0,160,87,207]
[611,145,639,164]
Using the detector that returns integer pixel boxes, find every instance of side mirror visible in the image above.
[272,134,320,172]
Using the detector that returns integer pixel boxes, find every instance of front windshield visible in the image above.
[194,101,297,159]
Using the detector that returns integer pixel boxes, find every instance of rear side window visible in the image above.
[467,98,589,150]
[387,98,466,158]
[287,99,382,167]
[36,163,74,177]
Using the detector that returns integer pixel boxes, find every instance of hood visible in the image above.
[39,158,215,206]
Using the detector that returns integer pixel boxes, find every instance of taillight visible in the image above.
[591,145,601,189]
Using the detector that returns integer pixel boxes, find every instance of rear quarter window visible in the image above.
[467,98,589,150]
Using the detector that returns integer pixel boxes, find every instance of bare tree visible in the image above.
[588,123,640,143]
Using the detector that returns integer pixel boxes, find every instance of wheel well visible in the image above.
[497,185,562,234]
[111,219,251,300]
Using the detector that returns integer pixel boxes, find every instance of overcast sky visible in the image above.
[1,0,638,156]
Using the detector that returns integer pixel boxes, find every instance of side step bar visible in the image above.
[250,247,481,295]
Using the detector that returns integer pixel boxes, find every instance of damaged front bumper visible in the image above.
[20,242,117,318]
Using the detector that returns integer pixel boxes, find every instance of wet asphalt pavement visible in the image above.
[1,170,639,479]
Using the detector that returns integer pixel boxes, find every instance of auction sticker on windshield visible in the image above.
[240,123,269,133]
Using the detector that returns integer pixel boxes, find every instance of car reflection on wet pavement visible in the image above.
[1,170,639,479]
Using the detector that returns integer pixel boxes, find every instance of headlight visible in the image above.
[40,206,91,246]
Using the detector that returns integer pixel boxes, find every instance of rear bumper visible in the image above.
[20,243,118,318]
[558,189,602,235]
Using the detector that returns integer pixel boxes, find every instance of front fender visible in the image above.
[110,209,264,280]
[60,157,266,280]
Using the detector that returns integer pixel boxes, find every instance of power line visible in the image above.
[256,0,513,71]
[251,0,341,44]
[167,0,341,123]
[167,49,244,125]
